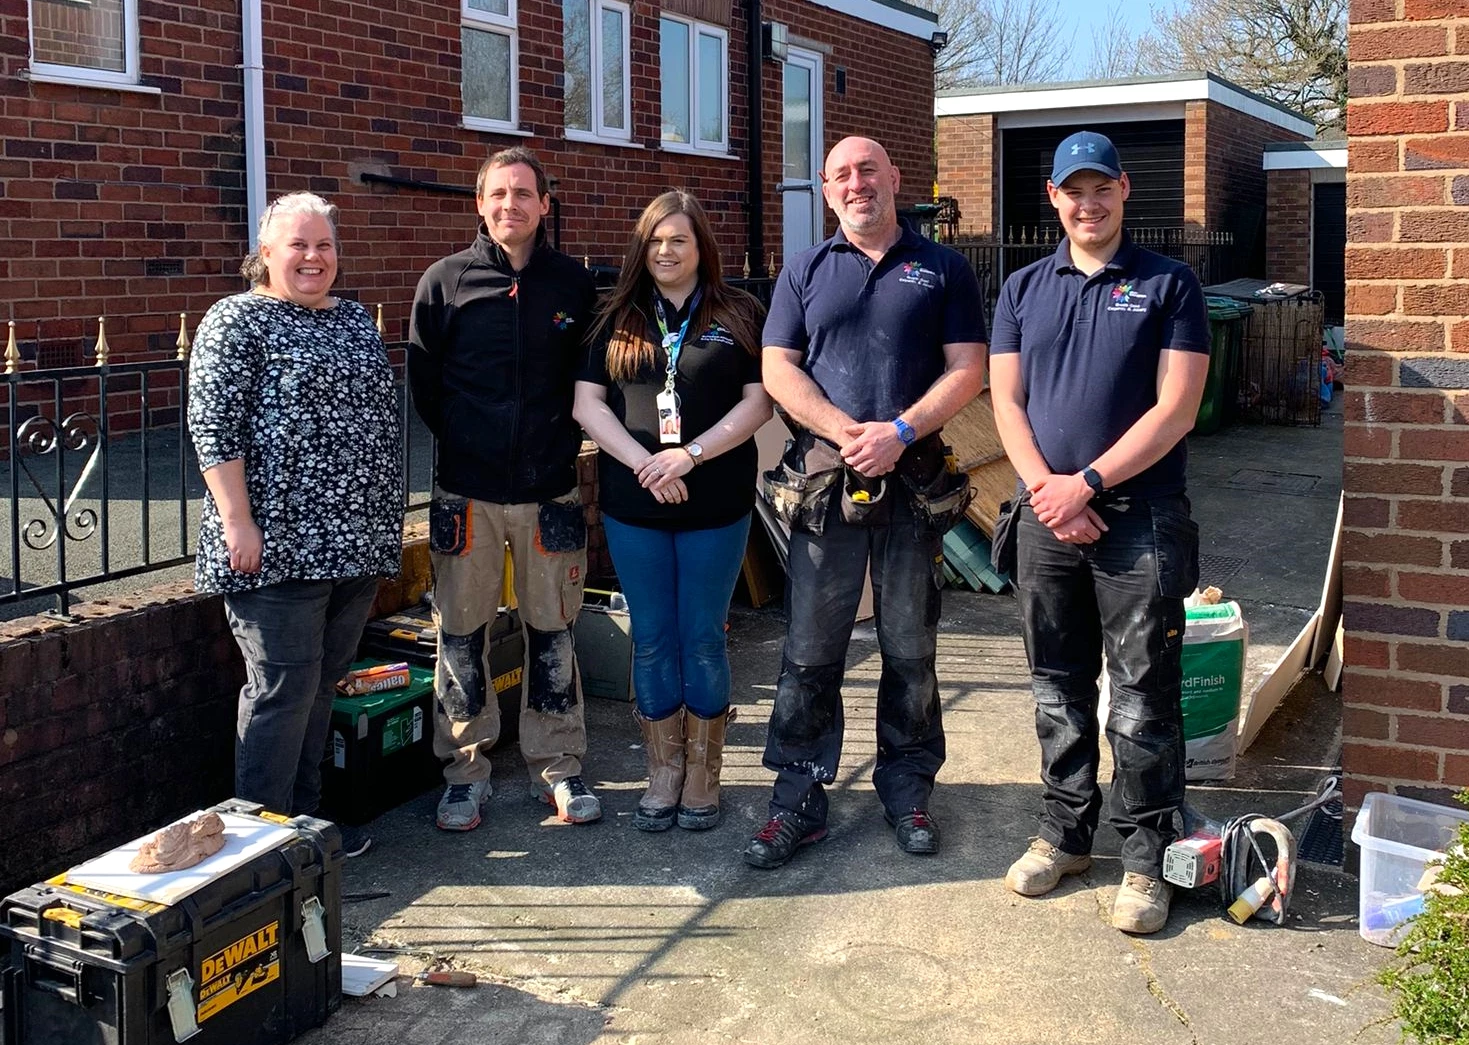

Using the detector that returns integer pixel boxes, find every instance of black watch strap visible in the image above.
[1082,467,1105,496]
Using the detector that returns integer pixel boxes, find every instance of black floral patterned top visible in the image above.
[188,292,403,593]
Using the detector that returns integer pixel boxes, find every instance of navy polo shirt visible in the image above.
[763,226,986,423]
[989,234,1209,499]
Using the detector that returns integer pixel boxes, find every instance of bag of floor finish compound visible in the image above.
[1180,601,1247,781]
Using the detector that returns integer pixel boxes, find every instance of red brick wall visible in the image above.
[2,1,935,354]
[1196,100,1310,276]
[1341,0,1469,809]
[1266,167,1312,285]
[935,112,996,235]
[0,583,242,895]
[0,0,248,365]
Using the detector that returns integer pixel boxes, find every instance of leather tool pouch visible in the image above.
[760,434,842,536]
[900,441,974,538]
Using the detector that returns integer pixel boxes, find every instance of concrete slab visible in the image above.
[304,602,1389,1044]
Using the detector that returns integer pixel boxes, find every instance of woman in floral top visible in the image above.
[189,192,401,857]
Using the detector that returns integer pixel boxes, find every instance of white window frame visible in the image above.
[564,0,632,144]
[658,14,729,156]
[461,0,520,133]
[27,0,142,89]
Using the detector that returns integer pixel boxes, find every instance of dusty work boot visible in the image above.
[541,776,603,824]
[678,707,735,831]
[436,779,492,832]
[742,815,828,869]
[634,708,686,832]
[1004,838,1093,896]
[1112,872,1173,934]
[884,808,940,855]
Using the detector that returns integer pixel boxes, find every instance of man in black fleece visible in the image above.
[409,147,601,831]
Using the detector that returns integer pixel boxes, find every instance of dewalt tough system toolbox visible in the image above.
[0,800,342,1045]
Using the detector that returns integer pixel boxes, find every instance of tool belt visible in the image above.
[761,430,973,537]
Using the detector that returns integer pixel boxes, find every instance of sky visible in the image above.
[1051,0,1158,79]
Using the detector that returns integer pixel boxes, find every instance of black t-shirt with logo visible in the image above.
[581,290,761,530]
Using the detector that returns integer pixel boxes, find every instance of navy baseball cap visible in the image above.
[1051,131,1123,186]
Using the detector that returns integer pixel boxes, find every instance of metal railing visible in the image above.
[4,274,781,618]
[951,226,1241,328]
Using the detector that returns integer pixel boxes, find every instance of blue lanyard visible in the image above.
[653,288,702,392]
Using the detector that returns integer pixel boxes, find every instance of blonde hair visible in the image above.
[240,192,340,286]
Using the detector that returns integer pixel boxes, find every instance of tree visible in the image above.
[923,0,1073,91]
[1139,0,1346,131]
[1086,2,1153,80]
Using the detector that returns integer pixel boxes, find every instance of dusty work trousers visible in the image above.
[429,487,588,788]
[1013,494,1198,878]
[763,493,946,830]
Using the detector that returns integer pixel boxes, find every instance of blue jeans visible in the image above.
[602,513,751,720]
[1013,494,1199,877]
[222,576,380,817]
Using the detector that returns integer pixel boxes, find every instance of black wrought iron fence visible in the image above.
[951,226,1241,328]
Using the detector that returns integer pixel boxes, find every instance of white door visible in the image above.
[779,48,823,263]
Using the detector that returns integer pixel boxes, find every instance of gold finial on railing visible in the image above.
[375,303,386,337]
[584,254,591,269]
[768,251,776,275]
[94,316,110,366]
[4,320,19,375]
[742,253,751,279]
[175,313,191,361]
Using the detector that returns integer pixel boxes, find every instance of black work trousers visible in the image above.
[1013,494,1199,878]
[762,492,946,830]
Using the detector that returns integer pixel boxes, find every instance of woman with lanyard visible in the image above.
[575,190,771,832]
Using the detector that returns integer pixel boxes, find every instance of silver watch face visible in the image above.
[687,441,703,460]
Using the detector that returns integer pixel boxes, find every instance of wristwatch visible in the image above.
[1082,467,1105,497]
[892,417,917,446]
[684,441,704,466]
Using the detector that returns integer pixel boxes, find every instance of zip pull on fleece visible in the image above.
[509,276,519,299]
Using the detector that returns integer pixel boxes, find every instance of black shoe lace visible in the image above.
[445,783,474,803]
[560,777,590,798]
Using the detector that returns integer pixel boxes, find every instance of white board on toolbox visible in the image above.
[63,812,297,906]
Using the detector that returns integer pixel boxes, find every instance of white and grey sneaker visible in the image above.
[436,779,491,832]
[541,776,602,824]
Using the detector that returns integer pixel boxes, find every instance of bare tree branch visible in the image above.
[920,0,1074,90]
[1140,0,1346,131]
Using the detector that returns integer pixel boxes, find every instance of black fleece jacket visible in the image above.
[408,225,598,504]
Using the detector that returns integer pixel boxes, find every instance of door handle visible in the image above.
[775,182,814,193]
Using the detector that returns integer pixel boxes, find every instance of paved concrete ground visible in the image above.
[300,404,1394,1045]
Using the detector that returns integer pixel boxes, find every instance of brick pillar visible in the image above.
[1267,168,1312,286]
[1341,2,1469,809]
[937,113,996,236]
[1183,100,1208,228]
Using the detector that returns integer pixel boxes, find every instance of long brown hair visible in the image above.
[592,190,763,383]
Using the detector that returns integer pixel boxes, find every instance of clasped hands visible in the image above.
[635,447,696,504]
[1029,471,1109,544]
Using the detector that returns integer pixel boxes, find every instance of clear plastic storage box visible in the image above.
[1350,790,1469,947]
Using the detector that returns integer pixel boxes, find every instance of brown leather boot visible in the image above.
[634,708,686,832]
[678,707,735,830]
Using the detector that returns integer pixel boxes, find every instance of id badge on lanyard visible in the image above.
[656,386,681,443]
[655,293,699,444]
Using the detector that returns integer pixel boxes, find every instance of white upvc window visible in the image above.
[27,0,140,88]
[659,15,728,155]
[461,0,519,132]
[563,0,631,142]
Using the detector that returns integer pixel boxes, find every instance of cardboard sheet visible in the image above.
[942,391,1018,537]
[64,812,297,906]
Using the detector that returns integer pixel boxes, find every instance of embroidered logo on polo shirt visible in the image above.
[899,261,938,289]
[1107,282,1149,314]
[552,311,574,330]
[700,322,737,346]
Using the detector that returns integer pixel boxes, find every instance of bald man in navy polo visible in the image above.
[989,131,1210,935]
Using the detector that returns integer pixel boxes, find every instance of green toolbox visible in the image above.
[320,661,442,827]
[0,799,341,1045]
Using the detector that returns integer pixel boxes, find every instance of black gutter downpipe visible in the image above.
[746,0,765,277]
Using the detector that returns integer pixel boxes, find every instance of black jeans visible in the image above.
[1013,494,1198,877]
[763,492,946,829]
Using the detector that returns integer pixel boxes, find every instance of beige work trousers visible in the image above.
[430,487,587,788]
